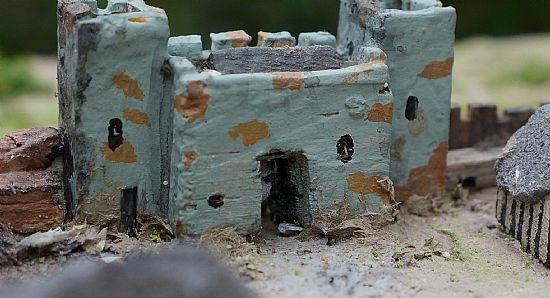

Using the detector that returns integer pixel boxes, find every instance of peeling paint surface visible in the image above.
[407,108,428,135]
[210,30,251,50]
[183,151,197,168]
[395,141,448,200]
[228,119,271,147]
[418,57,454,79]
[128,17,147,23]
[123,108,151,127]
[369,51,387,63]
[367,103,393,123]
[102,140,138,163]
[347,172,391,205]
[225,30,252,48]
[342,72,360,84]
[174,81,209,123]
[112,73,145,100]
[272,72,305,90]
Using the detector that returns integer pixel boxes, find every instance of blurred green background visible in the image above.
[1,0,550,135]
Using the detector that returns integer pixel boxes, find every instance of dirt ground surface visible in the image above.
[1,187,549,297]
[242,187,550,298]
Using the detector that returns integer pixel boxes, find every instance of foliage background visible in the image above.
[1,0,550,135]
[2,0,550,55]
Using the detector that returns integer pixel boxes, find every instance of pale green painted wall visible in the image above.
[337,0,456,198]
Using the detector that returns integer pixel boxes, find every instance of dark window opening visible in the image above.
[461,177,477,188]
[337,134,354,163]
[405,96,419,121]
[120,187,137,237]
[108,118,124,151]
[258,152,312,231]
[347,41,354,57]
[208,194,225,208]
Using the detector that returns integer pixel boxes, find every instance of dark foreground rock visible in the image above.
[0,247,255,298]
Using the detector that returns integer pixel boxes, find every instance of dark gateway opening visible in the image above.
[258,151,312,230]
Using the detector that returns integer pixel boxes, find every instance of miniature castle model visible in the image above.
[55,0,455,235]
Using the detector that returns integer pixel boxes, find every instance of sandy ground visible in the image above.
[2,188,549,297]
[241,188,550,298]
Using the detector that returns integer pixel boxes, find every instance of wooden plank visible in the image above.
[446,146,502,190]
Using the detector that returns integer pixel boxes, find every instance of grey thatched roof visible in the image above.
[496,104,550,201]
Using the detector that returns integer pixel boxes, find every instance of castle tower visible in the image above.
[57,0,172,233]
[337,0,456,200]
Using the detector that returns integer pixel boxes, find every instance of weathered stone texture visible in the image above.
[496,105,550,201]
[0,128,63,173]
[0,171,64,234]
[205,46,353,74]
[0,128,64,234]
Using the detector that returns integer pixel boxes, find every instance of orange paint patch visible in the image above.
[395,141,448,200]
[257,31,268,45]
[101,140,137,163]
[272,72,304,90]
[270,40,293,48]
[346,172,391,204]
[418,57,454,79]
[225,30,251,48]
[128,17,147,23]
[228,119,270,147]
[367,103,393,123]
[183,151,197,168]
[368,51,387,63]
[356,63,375,73]
[122,108,151,127]
[174,81,210,123]
[111,73,144,100]
[342,72,360,84]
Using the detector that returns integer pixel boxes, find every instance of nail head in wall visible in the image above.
[379,82,390,94]
[208,194,225,208]
[405,96,419,121]
[337,135,355,163]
